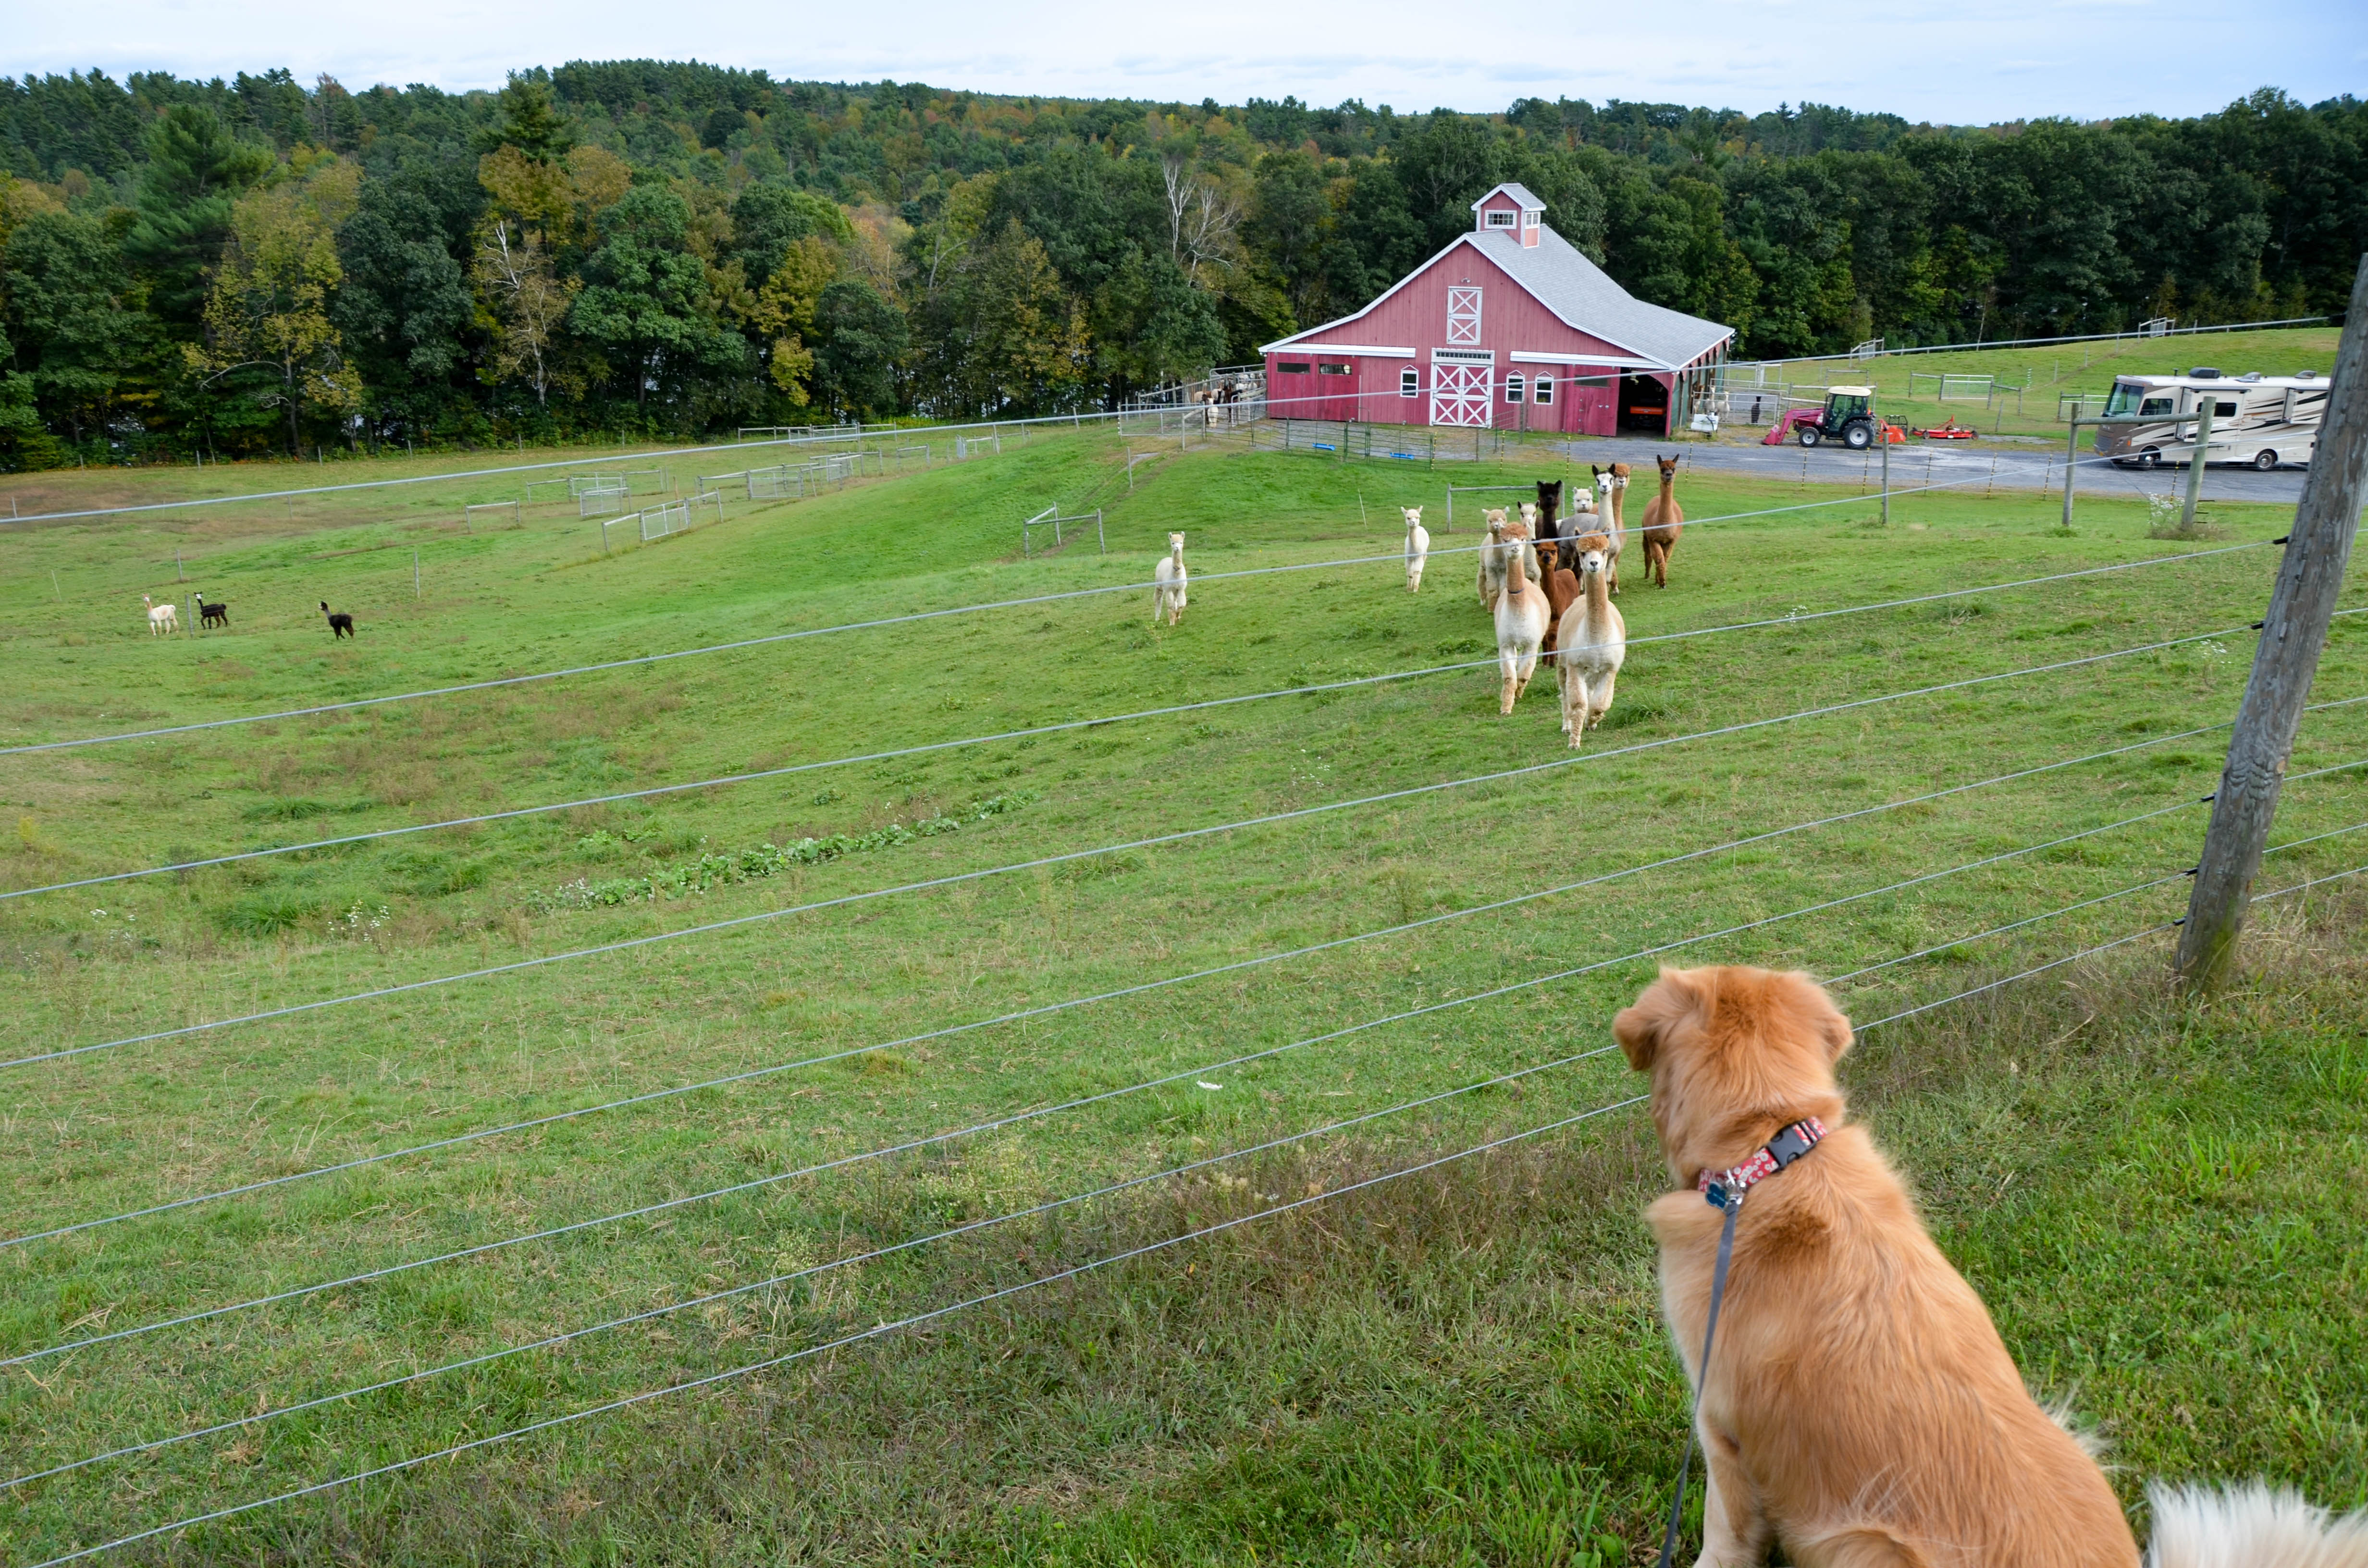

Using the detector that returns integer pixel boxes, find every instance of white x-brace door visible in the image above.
[1430,362,1492,427]
[1445,286,1482,344]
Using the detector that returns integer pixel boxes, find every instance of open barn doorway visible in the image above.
[1618,373,1670,434]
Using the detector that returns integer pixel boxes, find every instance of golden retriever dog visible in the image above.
[1616,965,2368,1568]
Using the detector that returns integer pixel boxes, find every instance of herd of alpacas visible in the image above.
[1150,455,1683,751]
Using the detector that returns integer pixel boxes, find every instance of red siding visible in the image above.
[1266,240,1656,434]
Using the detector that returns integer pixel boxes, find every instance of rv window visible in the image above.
[2139,397,2175,417]
[2213,401,2237,418]
[1400,368,1419,397]
[1277,362,1312,374]
[2104,383,2145,416]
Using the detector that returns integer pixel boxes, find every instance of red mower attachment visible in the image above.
[1914,419,1977,440]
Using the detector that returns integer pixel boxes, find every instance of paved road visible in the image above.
[1545,434,2309,507]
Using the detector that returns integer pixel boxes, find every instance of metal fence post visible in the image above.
[2180,395,2217,532]
[2062,418,2081,529]
[2176,255,2368,991]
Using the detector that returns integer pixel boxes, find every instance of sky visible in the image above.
[12,0,2364,124]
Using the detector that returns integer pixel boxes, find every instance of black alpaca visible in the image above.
[321,601,355,639]
[196,594,229,629]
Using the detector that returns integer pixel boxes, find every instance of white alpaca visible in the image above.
[142,595,177,636]
[1475,507,1539,612]
[1402,507,1430,592]
[1152,531,1187,626]
[1554,531,1627,747]
[1595,466,1628,595]
[1490,518,1551,714]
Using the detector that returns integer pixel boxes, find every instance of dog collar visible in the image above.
[1697,1117,1827,1210]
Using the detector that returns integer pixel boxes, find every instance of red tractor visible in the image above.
[1761,385,1900,450]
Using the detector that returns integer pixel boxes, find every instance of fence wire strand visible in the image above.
[11,621,2305,1074]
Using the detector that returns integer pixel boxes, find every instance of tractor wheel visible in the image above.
[1843,420,1874,450]
[1797,426,1822,448]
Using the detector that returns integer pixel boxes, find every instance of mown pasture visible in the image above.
[0,426,2362,1563]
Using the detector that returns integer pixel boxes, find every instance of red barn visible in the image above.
[1259,183,1733,438]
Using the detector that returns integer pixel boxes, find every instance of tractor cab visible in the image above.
[1763,384,1891,450]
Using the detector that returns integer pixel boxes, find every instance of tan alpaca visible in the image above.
[1151,532,1187,626]
[1402,507,1430,592]
[1640,453,1684,588]
[1490,517,1550,714]
[1554,531,1625,747]
[142,595,177,636]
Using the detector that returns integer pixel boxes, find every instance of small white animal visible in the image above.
[1152,531,1187,627]
[142,594,177,636]
[1402,507,1429,592]
[1554,531,1627,747]
[1490,517,1551,714]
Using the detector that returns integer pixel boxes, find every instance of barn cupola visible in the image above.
[1471,183,1545,248]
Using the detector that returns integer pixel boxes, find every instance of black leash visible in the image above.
[1656,1188,1743,1568]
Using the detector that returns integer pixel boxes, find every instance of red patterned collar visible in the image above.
[1697,1117,1828,1210]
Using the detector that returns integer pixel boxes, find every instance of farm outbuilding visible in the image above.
[1259,184,1734,438]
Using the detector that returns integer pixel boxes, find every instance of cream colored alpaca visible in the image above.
[1592,464,1628,595]
[1475,507,1539,612]
[142,595,177,636]
[1490,518,1551,714]
[1152,532,1187,626]
[1402,507,1430,592]
[1555,531,1626,747]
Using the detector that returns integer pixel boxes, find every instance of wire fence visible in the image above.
[5,384,2361,1564]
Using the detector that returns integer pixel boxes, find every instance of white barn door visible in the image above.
[1430,363,1492,427]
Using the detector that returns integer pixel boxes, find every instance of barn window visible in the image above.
[1400,367,1419,397]
[1522,209,1540,229]
[1446,287,1482,344]
[1277,362,1312,374]
[1505,373,1525,404]
[1318,363,1353,376]
[1534,374,1554,405]
[1484,209,1517,228]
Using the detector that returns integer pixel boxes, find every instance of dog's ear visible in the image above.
[1614,968,1702,1072]
[1783,972,1855,1063]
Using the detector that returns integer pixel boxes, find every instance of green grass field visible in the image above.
[1,425,2363,1564]
[1730,325,2342,443]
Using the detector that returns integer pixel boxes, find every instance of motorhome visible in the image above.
[2094,368,2326,469]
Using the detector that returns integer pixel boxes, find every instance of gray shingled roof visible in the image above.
[1470,226,1732,369]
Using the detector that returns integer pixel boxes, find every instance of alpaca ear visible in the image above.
[1614,968,1700,1072]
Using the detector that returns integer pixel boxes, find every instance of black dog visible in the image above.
[321,601,355,639]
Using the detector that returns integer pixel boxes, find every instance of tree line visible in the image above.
[0,63,2361,466]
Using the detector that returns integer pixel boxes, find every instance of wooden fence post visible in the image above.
[2176,254,2368,990]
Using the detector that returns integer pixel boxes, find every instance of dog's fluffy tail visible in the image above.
[2147,1482,2368,1568]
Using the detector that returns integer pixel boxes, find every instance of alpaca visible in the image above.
[1534,538,1581,660]
[195,593,228,630]
[1533,479,1563,551]
[1402,507,1430,593]
[1640,453,1684,588]
[142,595,177,636]
[1475,508,1539,613]
[1151,532,1187,627]
[1490,517,1552,714]
[1591,463,1629,594]
[1518,500,1540,543]
[1554,531,1627,747]
[321,600,356,639]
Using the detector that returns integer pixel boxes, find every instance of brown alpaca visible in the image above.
[1640,453,1683,588]
[1534,539,1580,658]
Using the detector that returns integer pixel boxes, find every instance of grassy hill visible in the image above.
[0,427,2362,1562]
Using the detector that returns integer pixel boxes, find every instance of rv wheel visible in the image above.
[2139,447,2162,469]
[2253,449,2279,471]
